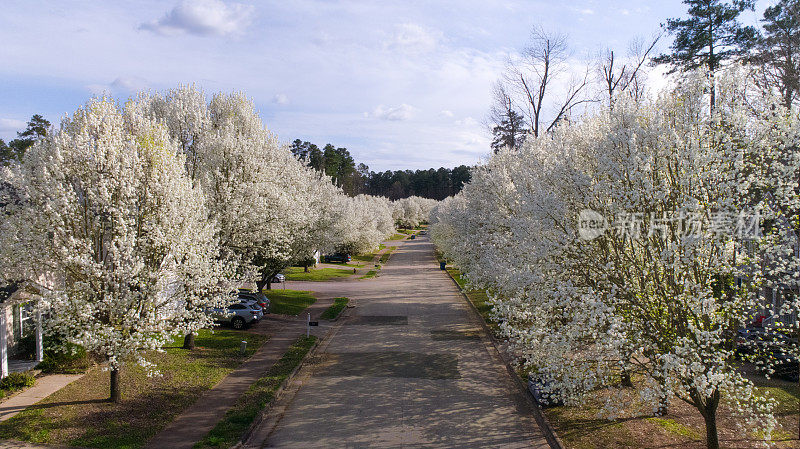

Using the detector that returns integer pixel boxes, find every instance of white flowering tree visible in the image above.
[5,98,225,402]
[130,88,323,295]
[330,194,395,256]
[392,196,438,229]
[432,69,799,449]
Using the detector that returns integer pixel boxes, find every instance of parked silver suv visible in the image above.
[210,303,260,329]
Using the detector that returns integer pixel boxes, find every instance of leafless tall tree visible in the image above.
[598,35,660,109]
[501,27,592,138]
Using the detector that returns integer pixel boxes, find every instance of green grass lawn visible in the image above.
[0,329,267,449]
[359,269,378,279]
[351,254,374,264]
[265,289,317,315]
[283,266,354,281]
[445,267,467,289]
[195,336,317,449]
[320,297,349,320]
[379,247,396,264]
[444,267,499,336]
[543,380,800,449]
[387,233,406,240]
[351,245,387,264]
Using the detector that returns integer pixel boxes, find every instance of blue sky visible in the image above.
[0,1,767,171]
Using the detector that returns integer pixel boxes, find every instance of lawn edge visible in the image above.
[442,264,566,449]
[236,298,354,448]
[233,335,320,448]
[320,297,349,321]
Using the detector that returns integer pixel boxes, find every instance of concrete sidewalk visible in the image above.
[0,374,83,422]
[144,297,335,449]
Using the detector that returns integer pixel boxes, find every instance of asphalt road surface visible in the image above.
[249,236,549,449]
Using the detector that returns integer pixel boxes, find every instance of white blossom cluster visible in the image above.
[430,68,799,440]
[0,85,396,372]
[392,196,438,228]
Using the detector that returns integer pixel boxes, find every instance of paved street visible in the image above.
[248,236,549,448]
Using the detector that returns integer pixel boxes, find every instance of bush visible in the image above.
[0,372,35,392]
[36,337,90,374]
[16,335,36,360]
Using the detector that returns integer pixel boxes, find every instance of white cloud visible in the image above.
[87,76,149,96]
[0,118,26,134]
[455,116,479,127]
[370,104,416,121]
[272,93,289,105]
[139,0,254,37]
[579,8,594,15]
[112,76,149,92]
[439,110,454,118]
[384,23,442,53]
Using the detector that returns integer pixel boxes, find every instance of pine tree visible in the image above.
[7,114,50,161]
[750,0,800,108]
[490,110,528,153]
[653,0,758,110]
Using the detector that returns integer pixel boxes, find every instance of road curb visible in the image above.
[442,266,567,449]
[235,336,320,448]
[237,301,353,448]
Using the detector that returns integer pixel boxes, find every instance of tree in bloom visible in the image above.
[330,194,395,256]
[432,68,799,448]
[130,88,318,293]
[129,86,397,290]
[3,98,226,402]
[392,196,438,229]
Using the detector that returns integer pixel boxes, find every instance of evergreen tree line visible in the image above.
[289,139,471,200]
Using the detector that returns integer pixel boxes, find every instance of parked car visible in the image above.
[323,253,351,263]
[736,327,799,381]
[238,290,270,314]
[527,374,562,406]
[210,303,260,329]
[419,230,427,235]
[273,273,285,283]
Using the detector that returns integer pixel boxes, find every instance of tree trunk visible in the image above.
[710,83,716,113]
[110,368,121,403]
[255,279,267,292]
[183,333,195,350]
[266,280,272,290]
[654,397,668,417]
[620,370,633,388]
[304,265,309,273]
[702,408,719,449]
[699,390,720,449]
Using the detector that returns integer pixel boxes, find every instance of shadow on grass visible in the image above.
[27,398,108,409]
[0,329,267,449]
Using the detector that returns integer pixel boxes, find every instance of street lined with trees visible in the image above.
[0,86,404,402]
[0,1,799,449]
[432,1,800,447]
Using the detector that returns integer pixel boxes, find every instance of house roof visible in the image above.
[0,281,44,305]
[0,283,20,304]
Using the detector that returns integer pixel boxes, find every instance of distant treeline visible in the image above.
[290,139,470,200]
